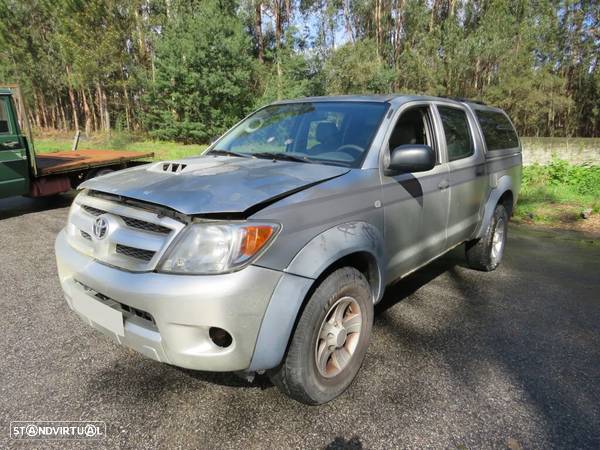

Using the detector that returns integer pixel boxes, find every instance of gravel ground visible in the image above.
[0,195,599,449]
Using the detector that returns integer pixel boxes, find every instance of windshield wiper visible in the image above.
[208,149,252,158]
[252,152,312,163]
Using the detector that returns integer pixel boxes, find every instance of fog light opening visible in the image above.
[209,327,233,348]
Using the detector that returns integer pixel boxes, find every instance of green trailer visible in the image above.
[0,87,152,199]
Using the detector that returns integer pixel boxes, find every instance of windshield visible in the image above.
[212,102,389,167]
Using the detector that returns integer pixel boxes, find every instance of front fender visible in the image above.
[285,221,385,301]
[248,221,385,371]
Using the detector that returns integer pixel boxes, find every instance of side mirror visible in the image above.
[387,144,436,173]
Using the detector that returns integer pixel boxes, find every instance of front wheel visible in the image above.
[269,267,373,405]
[465,204,508,271]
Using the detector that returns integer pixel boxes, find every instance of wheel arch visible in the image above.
[474,175,515,239]
[285,221,386,303]
[249,222,385,371]
[498,189,514,217]
[315,251,381,303]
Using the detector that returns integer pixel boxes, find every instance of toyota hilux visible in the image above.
[55,95,522,404]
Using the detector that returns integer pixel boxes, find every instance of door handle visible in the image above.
[0,140,20,150]
[476,165,485,176]
[438,179,450,190]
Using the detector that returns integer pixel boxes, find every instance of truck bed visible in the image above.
[35,150,153,176]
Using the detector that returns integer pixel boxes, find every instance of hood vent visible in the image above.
[161,162,187,173]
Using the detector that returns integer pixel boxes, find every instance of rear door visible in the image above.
[436,103,487,246]
[0,94,29,198]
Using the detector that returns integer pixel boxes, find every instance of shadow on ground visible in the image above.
[372,233,600,449]
[0,193,74,220]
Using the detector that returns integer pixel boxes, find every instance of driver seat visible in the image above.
[388,109,426,150]
[310,122,341,155]
[389,122,418,150]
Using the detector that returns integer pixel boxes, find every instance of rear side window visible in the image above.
[0,97,12,134]
[438,106,474,161]
[476,110,519,151]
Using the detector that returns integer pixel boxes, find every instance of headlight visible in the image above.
[159,222,280,274]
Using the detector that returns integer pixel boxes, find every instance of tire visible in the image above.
[465,204,508,271]
[269,267,373,405]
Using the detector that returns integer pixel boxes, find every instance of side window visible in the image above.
[438,106,473,161]
[476,110,519,151]
[0,97,12,135]
[388,106,437,162]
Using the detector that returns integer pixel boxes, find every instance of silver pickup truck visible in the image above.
[55,95,521,404]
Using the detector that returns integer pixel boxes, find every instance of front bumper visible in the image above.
[55,229,283,372]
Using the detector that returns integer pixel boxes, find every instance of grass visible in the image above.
[513,160,600,233]
[514,185,599,223]
[32,130,207,161]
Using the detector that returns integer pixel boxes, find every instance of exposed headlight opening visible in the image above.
[158,222,279,274]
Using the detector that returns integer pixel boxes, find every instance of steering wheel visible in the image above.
[334,144,364,160]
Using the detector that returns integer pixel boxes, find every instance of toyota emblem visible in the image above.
[93,216,109,240]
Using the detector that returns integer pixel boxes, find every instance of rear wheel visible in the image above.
[269,267,373,405]
[465,204,508,271]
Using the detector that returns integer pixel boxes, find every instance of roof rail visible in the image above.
[439,96,486,105]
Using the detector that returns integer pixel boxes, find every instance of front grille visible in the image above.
[82,204,171,234]
[120,304,156,325]
[71,192,185,271]
[116,244,155,262]
[82,205,105,216]
[121,216,171,234]
[75,280,156,327]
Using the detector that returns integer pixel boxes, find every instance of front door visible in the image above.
[381,104,450,281]
[0,95,29,198]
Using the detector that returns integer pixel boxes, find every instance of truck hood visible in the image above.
[80,155,350,216]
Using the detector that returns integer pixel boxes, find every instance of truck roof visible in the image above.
[274,94,501,111]
[274,94,397,103]
[0,88,12,95]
